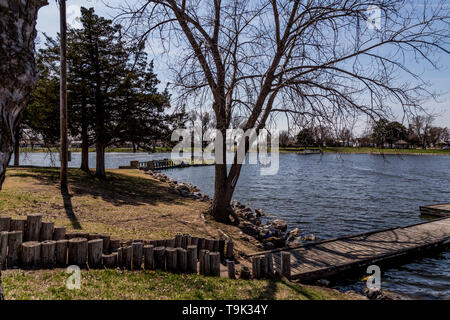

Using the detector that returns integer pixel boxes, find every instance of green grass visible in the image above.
[2,269,355,300]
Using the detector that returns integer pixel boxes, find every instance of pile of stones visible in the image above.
[146,170,210,202]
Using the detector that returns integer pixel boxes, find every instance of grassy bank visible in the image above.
[0,167,358,300]
[2,269,361,300]
[280,146,450,155]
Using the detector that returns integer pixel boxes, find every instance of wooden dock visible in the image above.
[138,159,186,170]
[246,217,450,282]
[419,203,450,217]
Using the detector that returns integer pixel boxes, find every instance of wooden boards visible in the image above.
[247,217,450,282]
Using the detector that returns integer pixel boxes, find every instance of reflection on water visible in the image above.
[10,151,450,299]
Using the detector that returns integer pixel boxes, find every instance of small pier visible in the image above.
[420,203,450,217]
[118,159,214,171]
[246,217,450,282]
[139,159,187,170]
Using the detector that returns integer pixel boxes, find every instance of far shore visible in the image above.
[16,146,450,156]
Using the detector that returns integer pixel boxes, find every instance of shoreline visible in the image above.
[16,147,450,156]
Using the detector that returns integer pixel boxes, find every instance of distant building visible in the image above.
[393,139,409,149]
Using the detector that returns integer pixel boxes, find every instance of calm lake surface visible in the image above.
[11,152,450,299]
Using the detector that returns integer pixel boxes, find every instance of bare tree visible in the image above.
[0,0,48,189]
[116,0,449,222]
[411,114,435,148]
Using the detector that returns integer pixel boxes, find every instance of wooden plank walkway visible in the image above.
[246,217,450,282]
[420,203,450,217]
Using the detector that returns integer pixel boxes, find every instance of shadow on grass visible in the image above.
[254,279,278,299]
[61,189,82,230]
[8,167,186,208]
[280,279,321,300]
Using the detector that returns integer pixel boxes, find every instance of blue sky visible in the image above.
[36,1,450,132]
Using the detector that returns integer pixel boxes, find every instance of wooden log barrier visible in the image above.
[174,234,182,248]
[181,235,189,249]
[281,252,291,278]
[198,238,205,253]
[73,232,89,239]
[166,248,177,272]
[252,256,262,279]
[144,245,154,270]
[53,227,66,241]
[110,239,120,252]
[117,247,123,268]
[200,250,210,276]
[226,240,234,259]
[177,248,187,272]
[205,239,214,252]
[7,231,23,267]
[68,238,88,268]
[103,253,118,269]
[132,242,143,270]
[123,246,133,270]
[21,242,41,269]
[165,238,175,248]
[227,260,236,279]
[88,234,101,240]
[265,253,274,278]
[0,232,8,268]
[154,247,166,270]
[10,219,26,232]
[100,234,110,254]
[56,240,68,267]
[0,217,11,232]
[190,236,199,247]
[213,240,220,253]
[41,240,56,268]
[88,239,103,269]
[218,239,225,260]
[199,249,207,274]
[26,214,42,241]
[39,222,54,241]
[239,266,251,280]
[187,245,197,273]
[209,252,220,277]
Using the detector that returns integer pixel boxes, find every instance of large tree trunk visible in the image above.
[95,140,106,178]
[0,0,48,190]
[80,104,89,172]
[13,128,20,166]
[210,124,243,223]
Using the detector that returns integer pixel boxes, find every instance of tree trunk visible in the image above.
[13,128,20,166]
[95,141,106,178]
[210,128,244,222]
[0,0,48,190]
[80,104,89,172]
[59,0,68,193]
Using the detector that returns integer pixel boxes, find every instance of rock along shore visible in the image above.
[145,170,317,251]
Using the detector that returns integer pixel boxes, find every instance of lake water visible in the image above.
[10,151,450,299]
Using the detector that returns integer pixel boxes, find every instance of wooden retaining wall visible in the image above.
[0,214,236,278]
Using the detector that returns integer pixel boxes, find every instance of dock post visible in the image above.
[281,252,291,278]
